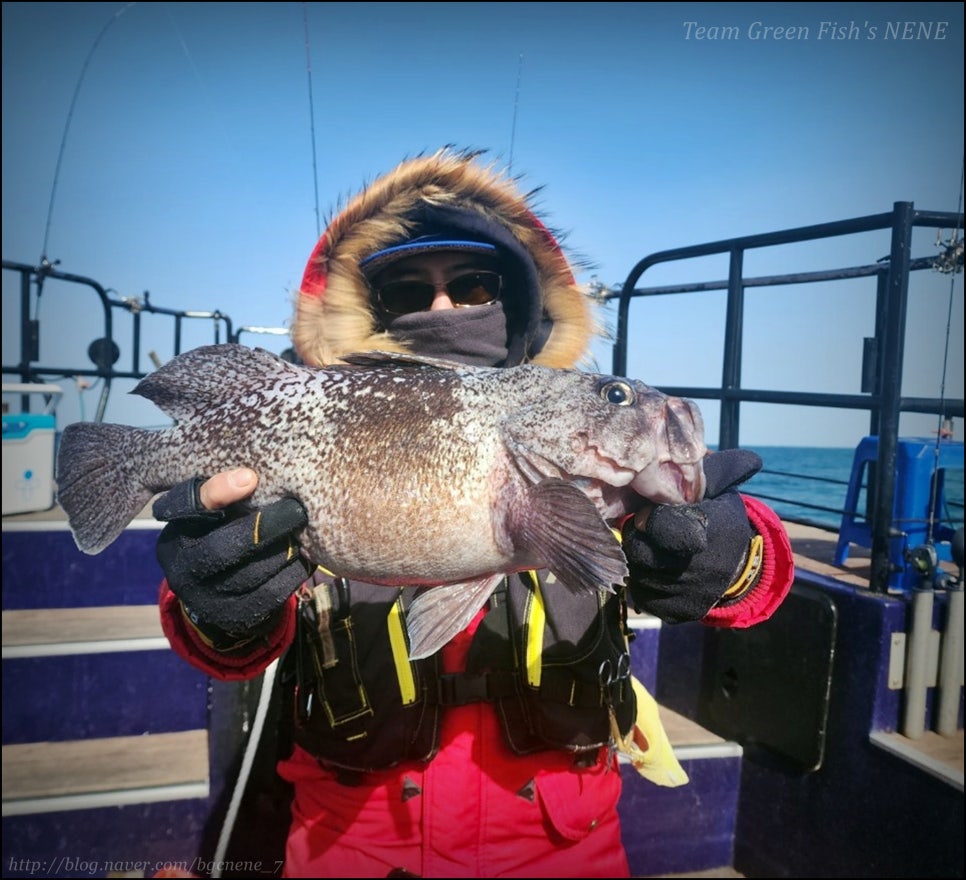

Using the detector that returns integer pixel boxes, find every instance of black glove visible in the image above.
[155,477,310,646]
[623,449,763,623]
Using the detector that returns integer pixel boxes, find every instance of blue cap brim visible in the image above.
[360,236,498,279]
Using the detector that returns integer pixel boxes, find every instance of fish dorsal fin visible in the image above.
[516,478,628,594]
[339,351,471,371]
[133,343,300,421]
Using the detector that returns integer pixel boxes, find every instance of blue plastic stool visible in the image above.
[834,436,964,592]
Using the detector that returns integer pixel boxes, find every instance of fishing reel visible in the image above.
[906,543,939,585]
[906,526,965,590]
[933,230,964,275]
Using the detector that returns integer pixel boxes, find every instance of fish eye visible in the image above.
[599,380,635,406]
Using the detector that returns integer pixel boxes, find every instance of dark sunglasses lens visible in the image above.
[448,272,501,306]
[379,281,435,315]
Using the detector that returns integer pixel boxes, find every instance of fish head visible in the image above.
[502,368,707,515]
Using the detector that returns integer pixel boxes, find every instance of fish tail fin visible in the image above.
[55,422,154,554]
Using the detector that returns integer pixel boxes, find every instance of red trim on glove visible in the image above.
[702,495,795,628]
[158,580,297,681]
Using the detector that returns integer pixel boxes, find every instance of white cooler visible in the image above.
[2,383,63,516]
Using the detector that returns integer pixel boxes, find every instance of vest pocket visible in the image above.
[294,580,372,728]
[314,616,372,725]
[534,756,622,841]
[291,580,443,770]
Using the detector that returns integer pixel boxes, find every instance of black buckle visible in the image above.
[437,672,492,706]
[573,750,601,769]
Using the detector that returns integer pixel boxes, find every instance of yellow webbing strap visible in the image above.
[611,676,690,787]
[522,570,545,687]
[388,597,417,704]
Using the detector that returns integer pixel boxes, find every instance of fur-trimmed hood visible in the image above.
[293,148,601,368]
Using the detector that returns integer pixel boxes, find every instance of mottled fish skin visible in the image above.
[55,344,707,657]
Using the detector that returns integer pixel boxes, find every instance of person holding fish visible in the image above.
[153,148,794,878]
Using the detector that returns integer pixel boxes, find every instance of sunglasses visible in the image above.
[375,271,502,316]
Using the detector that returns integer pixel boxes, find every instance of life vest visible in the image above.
[283,569,637,773]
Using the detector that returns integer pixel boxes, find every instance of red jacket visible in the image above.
[158,494,793,878]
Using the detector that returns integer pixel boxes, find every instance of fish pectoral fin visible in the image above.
[519,478,629,594]
[405,575,505,660]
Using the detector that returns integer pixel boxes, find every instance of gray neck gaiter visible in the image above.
[386,302,510,367]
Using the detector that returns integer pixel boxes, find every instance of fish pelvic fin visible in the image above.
[55,422,154,554]
[518,478,628,594]
[405,574,505,660]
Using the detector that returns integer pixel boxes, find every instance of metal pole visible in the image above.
[870,203,913,593]
[901,584,933,739]
[936,584,963,736]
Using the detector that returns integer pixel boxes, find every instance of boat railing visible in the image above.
[607,202,964,593]
[1,258,290,423]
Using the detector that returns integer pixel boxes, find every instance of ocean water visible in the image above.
[739,445,965,531]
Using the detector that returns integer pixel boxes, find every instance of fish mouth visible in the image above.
[632,396,707,504]
[568,395,708,509]
[630,459,706,506]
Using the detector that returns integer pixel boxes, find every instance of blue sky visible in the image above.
[2,1,963,446]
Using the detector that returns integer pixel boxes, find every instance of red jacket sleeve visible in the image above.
[158,580,298,681]
[702,495,795,628]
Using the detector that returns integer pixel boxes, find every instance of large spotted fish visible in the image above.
[55,344,707,658]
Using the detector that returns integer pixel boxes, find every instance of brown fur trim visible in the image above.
[293,147,602,368]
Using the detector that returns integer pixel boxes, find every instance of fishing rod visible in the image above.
[922,156,964,550]
[209,8,322,874]
[508,53,524,176]
[41,2,136,269]
[302,1,321,240]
